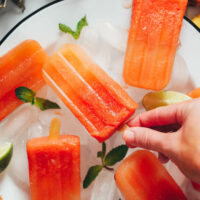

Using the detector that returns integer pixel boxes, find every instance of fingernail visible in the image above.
[123,130,135,144]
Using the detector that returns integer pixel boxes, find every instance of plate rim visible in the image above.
[0,0,64,46]
[0,0,200,46]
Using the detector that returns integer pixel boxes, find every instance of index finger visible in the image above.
[128,102,186,128]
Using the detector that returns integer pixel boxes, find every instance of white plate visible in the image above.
[0,0,200,199]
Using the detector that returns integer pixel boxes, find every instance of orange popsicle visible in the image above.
[187,88,200,98]
[123,0,188,90]
[43,44,137,142]
[0,40,47,120]
[27,118,81,200]
[115,150,187,200]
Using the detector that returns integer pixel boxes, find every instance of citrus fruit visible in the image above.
[0,142,13,173]
[142,91,191,111]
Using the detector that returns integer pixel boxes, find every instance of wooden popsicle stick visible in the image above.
[118,124,130,136]
[49,118,61,139]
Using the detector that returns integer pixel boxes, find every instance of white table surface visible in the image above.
[0,0,52,40]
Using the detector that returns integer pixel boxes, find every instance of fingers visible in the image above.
[123,127,176,156]
[128,103,185,128]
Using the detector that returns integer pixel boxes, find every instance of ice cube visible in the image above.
[96,22,128,52]
[0,104,38,142]
[0,174,29,200]
[166,54,194,93]
[167,161,186,187]
[181,179,200,200]
[91,169,116,200]
[50,33,77,54]
[28,122,48,139]
[38,110,62,128]
[122,0,133,9]
[8,129,30,190]
[81,144,98,200]
[78,26,100,56]
[117,188,124,200]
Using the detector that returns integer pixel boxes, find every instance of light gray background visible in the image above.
[0,0,51,39]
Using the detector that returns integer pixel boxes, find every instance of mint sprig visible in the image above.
[34,97,60,111]
[83,142,128,188]
[15,87,35,103]
[83,165,103,189]
[59,15,88,39]
[15,86,60,111]
[104,145,128,166]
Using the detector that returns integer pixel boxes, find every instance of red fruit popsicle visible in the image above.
[0,40,47,120]
[27,118,81,200]
[123,0,188,90]
[115,150,187,200]
[43,44,137,142]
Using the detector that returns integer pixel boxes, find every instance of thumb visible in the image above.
[123,127,175,156]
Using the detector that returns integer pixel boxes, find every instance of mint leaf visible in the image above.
[97,142,106,159]
[59,24,75,35]
[83,165,103,188]
[34,97,60,111]
[76,15,88,38]
[59,15,88,39]
[104,145,128,166]
[97,151,102,158]
[102,142,106,158]
[15,87,61,111]
[15,87,35,103]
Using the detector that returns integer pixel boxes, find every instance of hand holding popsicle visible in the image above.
[123,98,200,184]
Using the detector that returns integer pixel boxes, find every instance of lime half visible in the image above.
[0,142,13,173]
[142,91,191,111]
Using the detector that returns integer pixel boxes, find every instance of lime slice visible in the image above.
[142,91,191,111]
[0,142,13,173]
[192,14,200,29]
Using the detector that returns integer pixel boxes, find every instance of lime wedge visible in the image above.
[0,142,13,173]
[192,14,200,29]
[142,91,191,111]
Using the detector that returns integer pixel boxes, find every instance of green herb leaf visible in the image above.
[15,87,35,103]
[102,142,106,158]
[59,15,88,39]
[83,165,103,188]
[59,24,75,35]
[97,151,102,158]
[76,15,88,38]
[104,145,128,166]
[34,97,60,111]
[97,142,106,159]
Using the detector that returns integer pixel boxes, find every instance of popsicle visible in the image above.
[115,150,187,200]
[27,118,81,200]
[187,88,200,98]
[0,40,47,120]
[43,43,137,142]
[123,0,188,90]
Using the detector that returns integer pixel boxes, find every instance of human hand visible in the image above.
[123,98,200,183]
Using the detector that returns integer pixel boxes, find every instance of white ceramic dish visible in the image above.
[0,0,200,199]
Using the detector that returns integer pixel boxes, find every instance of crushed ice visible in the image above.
[0,21,197,200]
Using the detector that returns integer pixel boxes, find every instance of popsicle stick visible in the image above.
[49,118,61,139]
